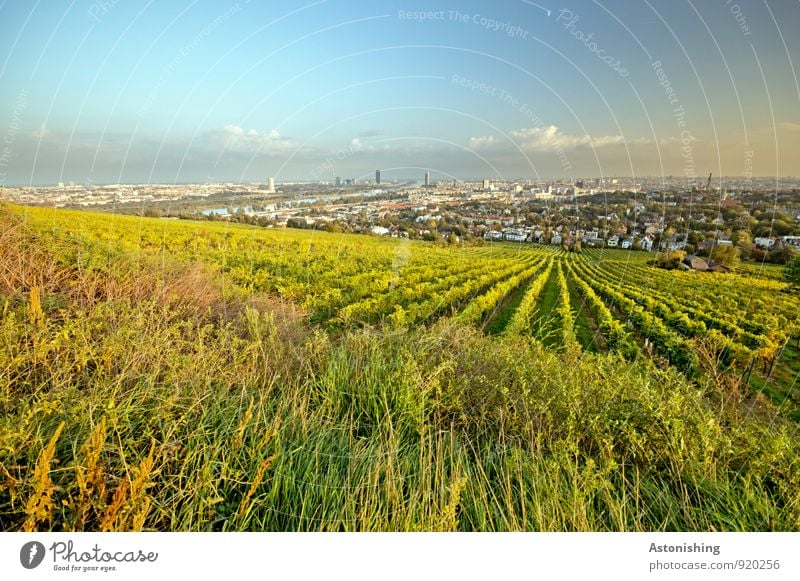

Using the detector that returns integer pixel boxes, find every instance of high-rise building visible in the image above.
[482,179,490,190]
[335,176,341,187]
[375,170,381,184]
[267,177,275,192]
[425,172,430,187]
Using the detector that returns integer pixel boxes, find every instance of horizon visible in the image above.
[2,174,799,189]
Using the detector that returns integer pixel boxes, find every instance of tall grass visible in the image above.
[0,207,798,531]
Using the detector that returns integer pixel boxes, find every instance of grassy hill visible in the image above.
[1,205,798,531]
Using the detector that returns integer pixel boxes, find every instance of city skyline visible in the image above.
[1,1,800,186]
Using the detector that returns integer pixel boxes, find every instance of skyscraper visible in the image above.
[335,176,341,187]
[425,172,430,187]
[267,177,275,192]
[375,170,381,184]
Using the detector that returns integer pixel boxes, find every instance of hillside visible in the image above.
[1,205,798,531]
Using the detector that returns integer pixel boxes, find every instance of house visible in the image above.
[645,225,662,235]
[754,237,776,249]
[640,236,654,251]
[682,255,709,271]
[621,238,633,250]
[503,230,527,242]
[584,236,603,247]
[682,255,731,273]
[665,234,687,251]
[607,235,619,248]
[550,234,562,245]
[782,236,800,248]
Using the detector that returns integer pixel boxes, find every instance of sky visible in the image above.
[1,0,799,185]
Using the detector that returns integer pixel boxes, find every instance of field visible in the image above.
[1,204,799,531]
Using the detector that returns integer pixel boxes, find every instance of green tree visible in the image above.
[733,230,753,257]
[710,244,740,268]
[784,255,800,287]
[768,244,795,265]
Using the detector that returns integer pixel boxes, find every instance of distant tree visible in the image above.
[287,218,310,230]
[655,250,686,270]
[733,229,753,257]
[749,247,767,262]
[767,244,795,265]
[710,245,740,268]
[784,255,800,287]
[448,232,458,245]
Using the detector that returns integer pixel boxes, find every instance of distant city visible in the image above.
[3,173,799,257]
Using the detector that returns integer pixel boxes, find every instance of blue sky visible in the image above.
[1,0,799,184]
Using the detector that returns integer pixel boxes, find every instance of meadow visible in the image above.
[1,204,798,531]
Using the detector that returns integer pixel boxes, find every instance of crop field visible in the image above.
[1,205,799,531]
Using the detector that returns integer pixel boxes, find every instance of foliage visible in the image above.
[2,205,799,532]
[654,250,686,270]
[785,255,800,287]
[710,244,741,268]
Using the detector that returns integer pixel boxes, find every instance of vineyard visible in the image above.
[1,204,799,531]
[13,205,798,404]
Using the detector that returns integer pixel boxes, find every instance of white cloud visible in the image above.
[467,135,500,149]
[468,125,633,153]
[31,123,50,139]
[204,125,293,154]
[348,137,365,151]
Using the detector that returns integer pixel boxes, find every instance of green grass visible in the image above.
[567,278,602,353]
[1,206,799,532]
[749,341,800,422]
[531,265,562,347]
[483,276,533,335]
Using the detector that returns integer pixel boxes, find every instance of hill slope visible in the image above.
[1,205,798,531]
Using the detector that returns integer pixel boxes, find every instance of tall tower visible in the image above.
[267,177,275,192]
[375,169,381,184]
[425,172,430,187]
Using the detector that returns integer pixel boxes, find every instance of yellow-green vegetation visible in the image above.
[1,205,799,531]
